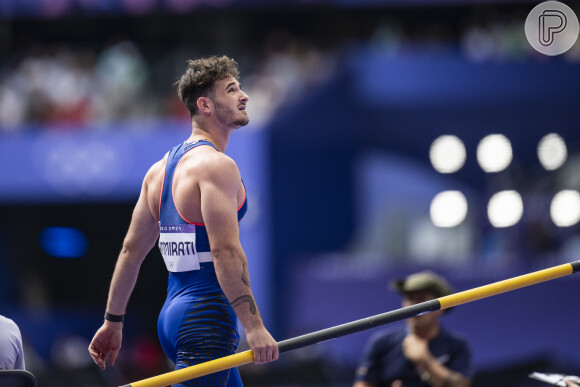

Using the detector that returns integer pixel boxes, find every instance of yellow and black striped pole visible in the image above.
[120,260,580,387]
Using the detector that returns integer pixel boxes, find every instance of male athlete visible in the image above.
[88,55,278,386]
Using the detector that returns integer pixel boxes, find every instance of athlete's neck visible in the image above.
[189,124,230,152]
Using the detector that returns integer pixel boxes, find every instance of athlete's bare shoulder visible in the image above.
[144,154,167,185]
[141,154,168,220]
[181,146,240,182]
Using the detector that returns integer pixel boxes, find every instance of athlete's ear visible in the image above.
[197,97,212,114]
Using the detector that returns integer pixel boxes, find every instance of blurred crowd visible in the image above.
[0,41,153,129]
[1,9,579,131]
[0,33,335,131]
[369,10,580,62]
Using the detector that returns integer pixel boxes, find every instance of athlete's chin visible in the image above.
[233,117,250,128]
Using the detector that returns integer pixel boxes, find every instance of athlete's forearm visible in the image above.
[105,247,144,316]
[213,247,265,331]
[105,192,159,316]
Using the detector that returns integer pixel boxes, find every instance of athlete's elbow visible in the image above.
[211,244,242,263]
[119,238,150,263]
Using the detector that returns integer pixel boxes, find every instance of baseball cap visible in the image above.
[389,270,453,298]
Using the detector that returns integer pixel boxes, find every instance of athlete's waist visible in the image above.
[197,251,213,263]
[167,262,223,297]
[158,223,212,272]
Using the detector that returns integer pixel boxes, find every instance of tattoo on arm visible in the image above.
[242,263,250,287]
[231,295,256,315]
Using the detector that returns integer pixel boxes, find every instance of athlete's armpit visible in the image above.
[231,295,256,315]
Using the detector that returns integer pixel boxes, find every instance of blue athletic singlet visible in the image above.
[157,140,248,387]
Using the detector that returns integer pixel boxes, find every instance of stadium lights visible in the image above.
[477,134,513,173]
[487,190,523,228]
[429,132,573,230]
[429,135,466,173]
[538,133,567,171]
[430,190,468,228]
[550,190,580,227]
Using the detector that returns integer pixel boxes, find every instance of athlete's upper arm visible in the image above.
[122,162,162,259]
[199,155,242,253]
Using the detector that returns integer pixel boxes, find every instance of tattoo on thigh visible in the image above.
[242,263,250,287]
[231,295,256,315]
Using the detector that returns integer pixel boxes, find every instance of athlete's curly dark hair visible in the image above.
[175,55,240,118]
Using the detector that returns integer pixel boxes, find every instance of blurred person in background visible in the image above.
[88,55,278,386]
[0,314,26,370]
[353,271,472,387]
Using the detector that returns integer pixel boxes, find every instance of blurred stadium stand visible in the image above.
[0,0,545,19]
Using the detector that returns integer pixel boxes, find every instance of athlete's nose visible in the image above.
[240,90,249,102]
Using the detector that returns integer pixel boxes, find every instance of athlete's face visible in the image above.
[210,76,249,129]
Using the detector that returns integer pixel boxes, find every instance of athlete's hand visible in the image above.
[88,321,123,370]
[245,327,279,364]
